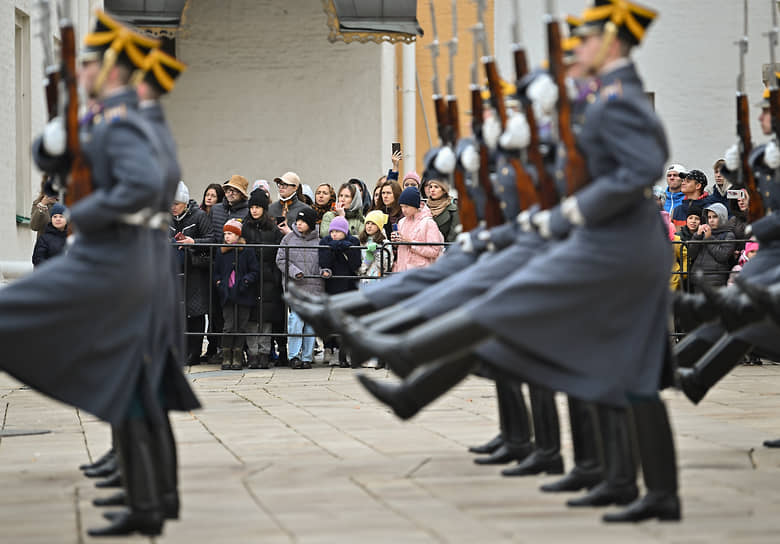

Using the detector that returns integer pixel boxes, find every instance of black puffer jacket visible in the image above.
[32,223,67,266]
[170,200,213,316]
[209,197,249,242]
[242,214,284,323]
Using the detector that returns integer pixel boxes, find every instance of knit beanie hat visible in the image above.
[329,216,349,235]
[252,179,271,196]
[295,207,317,231]
[173,181,189,204]
[223,218,243,236]
[745,241,759,253]
[365,210,388,230]
[50,203,67,217]
[402,171,421,186]
[399,187,421,208]
[248,188,269,210]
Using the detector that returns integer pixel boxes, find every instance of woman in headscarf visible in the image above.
[425,177,460,243]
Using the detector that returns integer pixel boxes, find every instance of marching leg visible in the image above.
[603,395,680,522]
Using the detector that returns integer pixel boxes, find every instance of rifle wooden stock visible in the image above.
[513,47,559,210]
[434,95,451,146]
[471,86,504,227]
[447,97,479,231]
[737,93,765,222]
[60,22,91,207]
[483,57,539,210]
[547,19,588,197]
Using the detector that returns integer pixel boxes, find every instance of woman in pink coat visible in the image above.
[391,187,444,272]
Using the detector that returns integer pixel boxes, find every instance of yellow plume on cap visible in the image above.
[138,49,187,92]
[84,10,159,69]
[582,0,657,43]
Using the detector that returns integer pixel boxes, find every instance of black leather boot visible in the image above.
[541,398,602,492]
[603,397,680,522]
[80,447,115,472]
[151,413,180,520]
[697,281,765,332]
[567,405,638,508]
[284,287,375,337]
[764,438,780,448]
[87,419,164,537]
[357,355,476,420]
[676,335,751,404]
[737,277,780,325]
[84,455,118,478]
[93,490,127,507]
[340,308,489,373]
[95,470,122,488]
[476,380,533,465]
[468,433,504,455]
[502,386,563,477]
[673,291,716,327]
[361,305,425,335]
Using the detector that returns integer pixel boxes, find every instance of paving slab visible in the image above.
[2,363,780,542]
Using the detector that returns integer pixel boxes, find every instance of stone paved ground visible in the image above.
[2,362,780,543]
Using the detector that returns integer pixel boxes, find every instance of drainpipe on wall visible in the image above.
[402,42,416,174]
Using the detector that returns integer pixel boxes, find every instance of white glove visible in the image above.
[42,116,66,156]
[460,144,480,173]
[517,209,534,232]
[531,210,552,239]
[483,115,502,150]
[456,231,474,253]
[433,146,457,175]
[724,144,740,171]
[765,139,780,169]
[499,111,531,150]
[527,73,558,116]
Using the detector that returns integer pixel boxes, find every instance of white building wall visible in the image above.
[167,0,394,202]
[494,0,775,183]
[0,0,97,262]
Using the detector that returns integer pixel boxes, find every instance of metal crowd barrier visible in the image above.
[175,240,449,345]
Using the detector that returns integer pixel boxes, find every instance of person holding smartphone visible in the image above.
[269,171,312,235]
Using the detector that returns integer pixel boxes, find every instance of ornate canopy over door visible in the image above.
[323,0,423,44]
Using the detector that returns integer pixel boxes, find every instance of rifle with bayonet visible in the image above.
[58,0,92,207]
[475,0,539,212]
[443,0,479,231]
[511,0,558,210]
[734,0,764,222]
[427,2,452,149]
[545,1,588,196]
[36,0,59,122]
[469,24,504,228]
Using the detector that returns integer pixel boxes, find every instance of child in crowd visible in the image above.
[214,219,259,370]
[358,210,394,283]
[242,189,283,369]
[319,216,361,367]
[728,241,759,285]
[32,203,68,267]
[276,208,323,369]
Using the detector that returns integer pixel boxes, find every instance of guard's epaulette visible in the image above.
[600,80,623,101]
[103,104,128,123]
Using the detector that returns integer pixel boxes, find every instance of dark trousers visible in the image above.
[222,304,250,350]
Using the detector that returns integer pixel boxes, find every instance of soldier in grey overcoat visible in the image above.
[1,11,198,537]
[336,0,680,524]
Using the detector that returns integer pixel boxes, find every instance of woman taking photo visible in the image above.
[378,179,403,240]
[320,182,365,238]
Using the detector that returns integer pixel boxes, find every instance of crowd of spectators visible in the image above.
[660,161,755,293]
[156,156,452,371]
